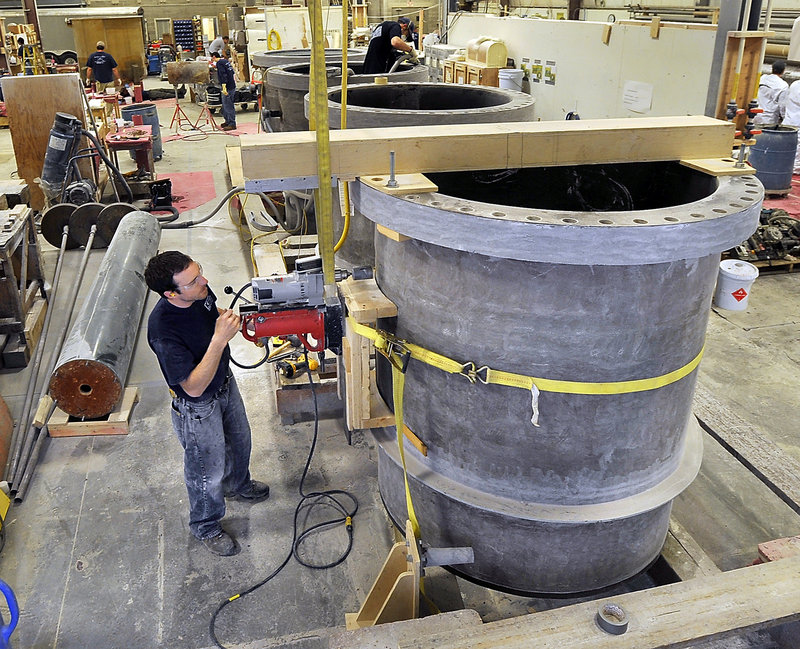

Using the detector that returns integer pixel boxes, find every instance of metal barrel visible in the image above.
[121,102,162,160]
[48,211,161,418]
[353,163,763,594]
[748,125,798,193]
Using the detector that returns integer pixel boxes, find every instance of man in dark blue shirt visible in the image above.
[211,51,237,131]
[145,251,269,556]
[86,41,120,92]
[363,17,417,74]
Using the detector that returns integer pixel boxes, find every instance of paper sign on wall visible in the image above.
[622,81,653,113]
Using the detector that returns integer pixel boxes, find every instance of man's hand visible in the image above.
[407,46,419,64]
[213,309,240,344]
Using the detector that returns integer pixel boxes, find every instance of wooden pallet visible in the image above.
[752,255,799,273]
[48,387,139,437]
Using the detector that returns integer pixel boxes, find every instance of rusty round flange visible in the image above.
[69,202,107,248]
[40,203,80,249]
[49,359,122,419]
[97,203,137,245]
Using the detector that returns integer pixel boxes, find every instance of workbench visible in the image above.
[105,125,155,181]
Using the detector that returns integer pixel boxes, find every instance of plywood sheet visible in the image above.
[1,74,87,210]
[70,17,147,83]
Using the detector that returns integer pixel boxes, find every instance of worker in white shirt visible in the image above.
[208,35,229,57]
[780,77,800,173]
[755,60,788,126]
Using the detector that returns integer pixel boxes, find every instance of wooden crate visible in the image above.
[48,387,139,437]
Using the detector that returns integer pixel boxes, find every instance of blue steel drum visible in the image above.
[749,126,797,193]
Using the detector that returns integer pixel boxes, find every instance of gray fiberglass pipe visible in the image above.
[48,212,161,418]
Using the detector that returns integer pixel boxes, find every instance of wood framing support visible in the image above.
[240,116,735,182]
[401,554,800,649]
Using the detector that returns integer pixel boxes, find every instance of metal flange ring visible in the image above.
[40,203,80,249]
[69,202,107,248]
[97,203,137,245]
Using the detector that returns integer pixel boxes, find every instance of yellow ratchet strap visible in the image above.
[347,317,705,427]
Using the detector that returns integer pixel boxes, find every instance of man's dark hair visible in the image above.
[222,35,229,41]
[210,51,221,59]
[773,59,786,75]
[144,251,192,295]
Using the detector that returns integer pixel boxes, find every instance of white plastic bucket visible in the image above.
[498,68,524,91]
[713,259,759,311]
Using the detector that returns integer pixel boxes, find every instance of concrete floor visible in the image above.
[0,78,799,649]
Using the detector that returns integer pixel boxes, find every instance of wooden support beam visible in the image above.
[693,384,800,515]
[402,554,800,649]
[240,117,735,182]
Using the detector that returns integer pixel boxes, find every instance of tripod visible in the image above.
[169,85,194,131]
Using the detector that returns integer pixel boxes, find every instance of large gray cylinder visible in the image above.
[49,212,161,418]
[352,163,763,593]
[251,48,366,69]
[267,61,428,132]
[333,84,535,269]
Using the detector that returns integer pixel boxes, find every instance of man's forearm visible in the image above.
[180,340,227,397]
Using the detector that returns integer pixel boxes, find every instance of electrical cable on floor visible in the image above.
[209,365,358,649]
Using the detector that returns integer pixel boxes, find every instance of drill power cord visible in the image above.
[209,366,358,649]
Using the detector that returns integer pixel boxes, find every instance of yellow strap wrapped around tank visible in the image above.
[347,317,704,427]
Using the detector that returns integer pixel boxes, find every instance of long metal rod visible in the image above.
[10,226,97,493]
[14,398,57,503]
[4,227,68,486]
[19,220,28,307]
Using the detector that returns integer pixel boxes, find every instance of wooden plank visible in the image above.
[376,224,410,243]
[402,554,800,649]
[601,24,612,45]
[693,384,800,515]
[48,387,139,437]
[661,517,720,582]
[359,173,438,196]
[680,158,755,176]
[226,145,244,187]
[650,17,660,39]
[1,74,87,210]
[240,117,735,181]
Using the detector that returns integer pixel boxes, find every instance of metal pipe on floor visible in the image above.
[11,226,98,492]
[4,227,68,487]
[48,212,161,419]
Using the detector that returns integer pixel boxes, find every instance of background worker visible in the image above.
[780,79,800,174]
[211,51,237,131]
[362,16,418,74]
[755,59,788,126]
[86,41,120,92]
[208,34,229,57]
[144,251,270,557]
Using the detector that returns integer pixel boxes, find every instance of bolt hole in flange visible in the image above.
[596,602,628,635]
[79,384,93,395]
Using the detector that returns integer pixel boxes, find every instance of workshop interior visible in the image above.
[0,0,799,647]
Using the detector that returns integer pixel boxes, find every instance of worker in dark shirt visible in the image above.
[211,51,237,131]
[144,251,270,556]
[86,41,120,92]
[363,17,417,74]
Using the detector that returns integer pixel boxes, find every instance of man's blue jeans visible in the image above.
[170,374,252,539]
[221,90,236,127]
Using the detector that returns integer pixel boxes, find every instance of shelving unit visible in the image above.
[172,19,195,52]
[192,17,204,55]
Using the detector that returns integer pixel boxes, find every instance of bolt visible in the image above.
[386,150,399,188]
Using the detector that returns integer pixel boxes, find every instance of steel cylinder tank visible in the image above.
[351,163,762,593]
[328,84,535,269]
[266,62,428,132]
[251,48,366,69]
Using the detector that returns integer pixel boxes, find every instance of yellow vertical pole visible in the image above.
[308,0,335,285]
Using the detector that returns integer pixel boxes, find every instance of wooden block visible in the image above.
[48,387,139,437]
[226,145,244,187]
[340,277,398,324]
[650,17,660,39]
[376,224,410,243]
[758,536,800,563]
[359,173,438,196]
[680,158,755,176]
[240,117,736,182]
[601,24,612,45]
[23,297,47,354]
[0,180,29,209]
[32,394,54,428]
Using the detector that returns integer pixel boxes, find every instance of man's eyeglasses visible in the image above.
[179,263,203,290]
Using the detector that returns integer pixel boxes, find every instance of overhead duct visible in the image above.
[353,163,763,593]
